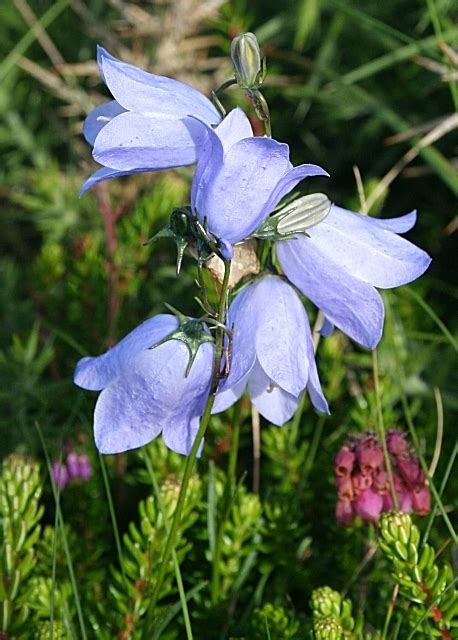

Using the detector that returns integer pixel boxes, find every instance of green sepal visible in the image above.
[150,307,214,377]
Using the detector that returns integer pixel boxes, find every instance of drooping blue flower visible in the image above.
[74,314,214,455]
[213,275,329,425]
[191,108,328,252]
[81,47,222,193]
[276,206,431,349]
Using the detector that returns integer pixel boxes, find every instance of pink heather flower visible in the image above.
[397,456,424,488]
[66,452,80,481]
[386,430,409,456]
[336,498,354,527]
[356,435,384,474]
[52,461,69,491]
[77,454,92,481]
[373,470,389,494]
[336,476,354,500]
[354,488,383,522]
[352,472,372,494]
[335,445,356,477]
[412,486,431,516]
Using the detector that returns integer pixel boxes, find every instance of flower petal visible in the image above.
[248,360,300,425]
[74,314,178,391]
[277,237,384,349]
[262,163,330,217]
[93,111,207,171]
[220,285,257,389]
[94,340,213,455]
[196,135,292,243]
[80,166,153,194]
[361,209,417,233]
[250,276,309,396]
[161,342,214,455]
[307,205,431,288]
[83,100,126,145]
[97,46,220,123]
[214,107,253,153]
[304,317,330,414]
[212,376,248,414]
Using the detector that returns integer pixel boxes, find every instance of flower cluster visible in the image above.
[52,452,91,491]
[75,38,431,456]
[335,431,430,526]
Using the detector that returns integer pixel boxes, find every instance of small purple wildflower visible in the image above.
[52,461,69,491]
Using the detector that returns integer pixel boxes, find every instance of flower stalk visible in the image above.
[143,259,232,635]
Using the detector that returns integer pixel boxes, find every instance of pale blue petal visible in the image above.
[303,312,330,414]
[93,111,206,170]
[308,205,431,288]
[83,100,126,145]
[212,376,248,414]
[97,46,220,123]
[80,166,153,194]
[250,276,309,396]
[359,209,417,233]
[220,286,257,390]
[214,107,253,153]
[190,122,224,216]
[196,136,292,243]
[277,237,384,349]
[320,317,334,337]
[94,340,213,455]
[161,342,214,455]
[74,314,178,391]
[248,361,300,426]
[261,163,330,220]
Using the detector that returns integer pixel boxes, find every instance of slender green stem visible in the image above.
[249,89,272,136]
[372,350,399,508]
[211,402,242,604]
[143,260,232,636]
[98,454,127,588]
[142,452,194,640]
[382,583,399,640]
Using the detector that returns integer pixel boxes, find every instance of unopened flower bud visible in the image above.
[354,488,383,522]
[313,616,343,640]
[254,193,331,240]
[66,452,80,480]
[386,430,409,456]
[231,32,264,90]
[335,445,356,477]
[311,586,342,618]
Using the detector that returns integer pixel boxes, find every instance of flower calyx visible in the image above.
[146,207,233,275]
[254,192,332,241]
[150,305,214,377]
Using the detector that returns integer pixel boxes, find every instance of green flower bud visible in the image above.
[231,32,266,90]
[254,193,331,240]
[311,586,342,618]
[313,616,343,640]
[380,511,414,547]
[34,621,66,640]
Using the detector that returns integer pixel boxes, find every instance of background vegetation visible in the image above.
[0,0,456,638]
